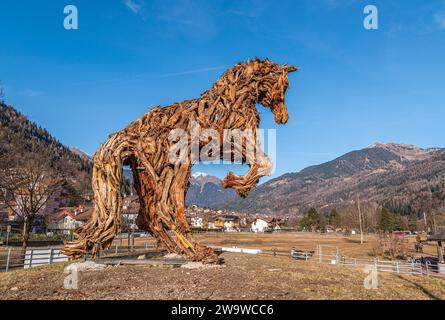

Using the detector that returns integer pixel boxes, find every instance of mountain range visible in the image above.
[2,102,443,217]
[185,172,236,208]
[189,143,445,216]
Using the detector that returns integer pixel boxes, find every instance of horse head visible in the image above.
[248,58,299,124]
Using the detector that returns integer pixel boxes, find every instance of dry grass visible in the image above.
[0,232,443,300]
[125,232,439,258]
[194,232,438,258]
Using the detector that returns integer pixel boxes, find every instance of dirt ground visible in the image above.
[0,232,444,300]
[139,231,438,258]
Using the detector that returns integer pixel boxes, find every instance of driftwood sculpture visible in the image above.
[63,58,298,263]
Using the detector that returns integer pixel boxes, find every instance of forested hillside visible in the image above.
[0,101,92,206]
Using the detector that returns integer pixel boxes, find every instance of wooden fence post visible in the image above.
[5,248,11,272]
[49,248,54,264]
[29,249,33,268]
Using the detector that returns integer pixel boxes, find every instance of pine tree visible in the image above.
[378,207,394,232]
[328,209,341,228]
[378,207,406,232]
[300,207,322,231]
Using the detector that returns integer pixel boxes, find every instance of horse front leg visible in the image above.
[222,149,273,198]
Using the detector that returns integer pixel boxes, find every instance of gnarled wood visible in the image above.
[62,58,298,263]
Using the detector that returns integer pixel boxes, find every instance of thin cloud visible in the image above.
[155,0,218,37]
[18,89,44,97]
[156,66,226,78]
[434,12,445,30]
[73,66,227,86]
[123,0,142,14]
[223,0,267,18]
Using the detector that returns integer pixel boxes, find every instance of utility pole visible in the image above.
[432,211,437,234]
[356,194,364,245]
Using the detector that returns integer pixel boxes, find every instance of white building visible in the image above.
[190,217,204,228]
[224,221,238,232]
[207,221,217,230]
[251,218,270,233]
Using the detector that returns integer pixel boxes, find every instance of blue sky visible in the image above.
[1,0,444,181]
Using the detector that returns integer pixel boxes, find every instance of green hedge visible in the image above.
[0,233,62,243]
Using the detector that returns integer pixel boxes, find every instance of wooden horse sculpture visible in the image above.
[62,58,299,263]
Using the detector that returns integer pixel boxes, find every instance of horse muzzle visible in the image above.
[272,104,289,124]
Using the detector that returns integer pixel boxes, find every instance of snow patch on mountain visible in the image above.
[192,172,209,178]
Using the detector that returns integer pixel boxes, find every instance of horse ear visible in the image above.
[283,64,300,73]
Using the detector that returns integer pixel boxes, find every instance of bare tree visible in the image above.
[356,194,364,244]
[0,152,64,248]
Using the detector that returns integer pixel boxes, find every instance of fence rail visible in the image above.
[290,250,444,278]
[1,243,444,280]
[0,243,155,272]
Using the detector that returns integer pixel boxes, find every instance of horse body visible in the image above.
[62,58,298,262]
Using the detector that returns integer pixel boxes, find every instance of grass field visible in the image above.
[135,231,438,258]
[0,232,443,300]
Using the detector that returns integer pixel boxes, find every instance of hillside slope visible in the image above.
[0,101,92,204]
[217,143,445,215]
[185,172,236,208]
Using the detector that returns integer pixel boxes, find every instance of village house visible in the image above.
[190,217,204,229]
[268,217,285,231]
[121,195,139,231]
[6,207,17,222]
[213,217,225,229]
[251,218,270,233]
[0,210,7,222]
[206,215,241,231]
[207,220,218,230]
[46,206,93,235]
[223,215,241,232]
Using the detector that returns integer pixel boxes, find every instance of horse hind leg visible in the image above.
[158,165,219,263]
[131,160,181,253]
[62,135,126,258]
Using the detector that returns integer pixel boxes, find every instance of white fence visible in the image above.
[0,242,155,272]
[23,249,68,269]
[290,249,445,278]
[0,247,69,272]
[2,242,444,279]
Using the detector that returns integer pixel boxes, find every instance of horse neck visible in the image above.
[200,88,259,131]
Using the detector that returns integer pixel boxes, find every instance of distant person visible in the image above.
[416,234,421,243]
[418,242,424,254]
